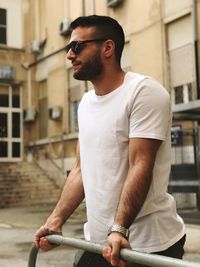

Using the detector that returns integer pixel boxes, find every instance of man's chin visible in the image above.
[73,71,88,81]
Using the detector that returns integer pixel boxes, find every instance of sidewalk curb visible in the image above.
[185,224,200,253]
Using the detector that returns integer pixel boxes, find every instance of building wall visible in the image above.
[1,0,200,180]
[0,0,23,48]
[0,0,29,161]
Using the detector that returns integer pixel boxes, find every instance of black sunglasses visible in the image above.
[66,38,107,55]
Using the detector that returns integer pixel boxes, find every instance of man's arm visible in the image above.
[34,142,84,251]
[103,137,161,266]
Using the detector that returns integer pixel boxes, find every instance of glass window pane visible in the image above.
[0,113,8,137]
[0,85,9,107]
[70,101,79,133]
[12,112,20,138]
[174,86,184,104]
[12,87,20,107]
[0,8,6,25]
[0,141,8,157]
[0,27,6,44]
[12,142,20,157]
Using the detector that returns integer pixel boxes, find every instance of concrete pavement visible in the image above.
[0,204,200,267]
[0,203,86,267]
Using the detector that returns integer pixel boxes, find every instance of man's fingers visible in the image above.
[102,246,111,263]
[34,225,61,251]
[110,241,120,266]
[39,237,49,250]
[39,237,58,251]
[34,225,49,249]
[35,225,48,240]
[104,232,131,266]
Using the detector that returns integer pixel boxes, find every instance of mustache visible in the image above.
[72,60,82,66]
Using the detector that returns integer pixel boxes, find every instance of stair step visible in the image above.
[0,161,61,208]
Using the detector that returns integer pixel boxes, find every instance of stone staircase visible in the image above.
[0,161,62,208]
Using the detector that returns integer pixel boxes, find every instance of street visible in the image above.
[0,203,86,267]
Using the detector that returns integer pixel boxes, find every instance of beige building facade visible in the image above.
[0,0,200,187]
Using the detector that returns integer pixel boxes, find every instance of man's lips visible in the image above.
[72,61,82,70]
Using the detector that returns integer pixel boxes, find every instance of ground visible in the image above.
[0,204,200,267]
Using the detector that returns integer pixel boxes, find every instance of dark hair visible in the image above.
[70,15,125,65]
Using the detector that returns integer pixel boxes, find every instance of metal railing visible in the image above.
[28,235,200,267]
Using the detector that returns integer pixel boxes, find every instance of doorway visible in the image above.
[0,84,22,161]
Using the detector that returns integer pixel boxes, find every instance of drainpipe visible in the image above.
[82,0,89,92]
[81,0,95,92]
[192,0,200,99]
[27,69,32,108]
[90,0,95,15]
[82,0,86,15]
[22,0,40,110]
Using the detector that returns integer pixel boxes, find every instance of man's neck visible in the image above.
[92,69,126,96]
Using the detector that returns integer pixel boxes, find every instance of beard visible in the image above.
[73,51,103,81]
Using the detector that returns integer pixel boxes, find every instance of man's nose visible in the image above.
[66,49,76,60]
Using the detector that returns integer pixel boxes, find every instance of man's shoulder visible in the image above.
[81,89,94,100]
[127,72,168,95]
[122,72,147,96]
[125,71,146,81]
[124,72,147,88]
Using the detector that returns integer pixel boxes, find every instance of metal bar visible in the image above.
[28,235,200,267]
[28,243,39,267]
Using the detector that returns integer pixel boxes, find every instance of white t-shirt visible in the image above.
[78,72,185,253]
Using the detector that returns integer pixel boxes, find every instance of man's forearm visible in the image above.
[113,138,161,229]
[114,162,153,228]
[46,165,84,230]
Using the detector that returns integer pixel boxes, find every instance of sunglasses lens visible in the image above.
[74,43,83,54]
[66,44,71,53]
[66,42,82,54]
[66,39,105,54]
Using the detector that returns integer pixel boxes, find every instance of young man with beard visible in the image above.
[34,15,186,267]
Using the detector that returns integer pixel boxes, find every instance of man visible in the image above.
[35,15,185,267]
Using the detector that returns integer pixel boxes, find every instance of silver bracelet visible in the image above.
[108,224,129,239]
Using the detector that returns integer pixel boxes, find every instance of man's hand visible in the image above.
[103,232,131,267]
[34,225,62,251]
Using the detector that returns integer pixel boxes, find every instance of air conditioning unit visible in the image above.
[59,18,71,36]
[30,40,42,53]
[24,107,37,122]
[49,106,62,120]
[107,0,123,7]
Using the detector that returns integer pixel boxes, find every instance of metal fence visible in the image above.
[170,126,200,209]
[28,235,200,267]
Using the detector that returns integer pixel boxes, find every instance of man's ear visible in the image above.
[103,40,115,58]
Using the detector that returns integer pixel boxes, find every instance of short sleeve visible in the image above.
[129,78,171,140]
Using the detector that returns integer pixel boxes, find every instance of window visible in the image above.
[68,69,85,133]
[0,8,7,44]
[0,113,8,138]
[173,83,195,104]
[69,98,80,132]
[12,112,20,138]
[0,142,7,157]
[0,84,22,161]
[0,1,23,48]
[174,86,184,104]
[0,85,9,107]
[12,86,20,108]
[12,142,20,157]
[166,14,197,103]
